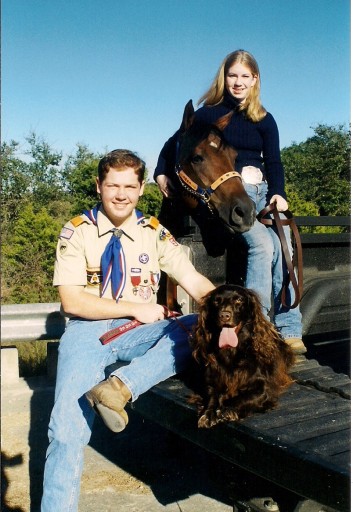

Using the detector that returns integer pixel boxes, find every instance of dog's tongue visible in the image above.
[219,327,239,349]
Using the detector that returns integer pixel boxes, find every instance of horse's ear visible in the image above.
[180,99,195,132]
[213,110,234,131]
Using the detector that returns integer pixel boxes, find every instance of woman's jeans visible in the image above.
[241,182,302,339]
[41,314,197,512]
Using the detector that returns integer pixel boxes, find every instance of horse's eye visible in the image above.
[191,154,204,164]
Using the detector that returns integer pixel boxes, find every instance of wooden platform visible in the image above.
[130,356,351,511]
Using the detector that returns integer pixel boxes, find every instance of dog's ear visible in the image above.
[245,289,264,323]
[245,289,283,359]
[198,290,215,326]
[193,294,214,363]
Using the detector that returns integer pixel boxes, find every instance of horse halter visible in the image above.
[175,164,242,214]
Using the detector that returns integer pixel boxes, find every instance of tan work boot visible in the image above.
[284,337,307,355]
[85,376,131,433]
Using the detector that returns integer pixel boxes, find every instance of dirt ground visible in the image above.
[1,377,238,512]
[2,377,329,512]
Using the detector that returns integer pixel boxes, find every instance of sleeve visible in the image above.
[261,113,286,199]
[53,222,88,286]
[155,224,196,283]
[153,131,180,181]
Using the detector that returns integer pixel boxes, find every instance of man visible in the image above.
[41,149,214,511]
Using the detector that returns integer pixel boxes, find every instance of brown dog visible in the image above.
[190,284,295,428]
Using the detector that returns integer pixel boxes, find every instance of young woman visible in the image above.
[154,49,305,354]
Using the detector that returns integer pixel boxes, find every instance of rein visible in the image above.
[99,306,192,345]
[175,164,242,213]
[257,203,303,309]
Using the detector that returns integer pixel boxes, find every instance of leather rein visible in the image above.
[175,164,242,214]
[99,306,192,345]
[258,203,303,309]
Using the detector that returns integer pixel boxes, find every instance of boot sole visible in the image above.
[85,392,128,433]
[95,403,128,433]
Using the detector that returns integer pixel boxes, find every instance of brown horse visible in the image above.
[176,100,256,236]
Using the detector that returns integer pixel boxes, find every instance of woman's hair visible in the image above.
[98,149,146,184]
[198,50,267,122]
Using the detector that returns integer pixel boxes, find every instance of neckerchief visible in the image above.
[83,204,145,301]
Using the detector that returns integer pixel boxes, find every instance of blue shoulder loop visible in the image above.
[82,203,101,226]
[82,205,146,227]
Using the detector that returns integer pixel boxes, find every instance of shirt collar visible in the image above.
[96,205,138,241]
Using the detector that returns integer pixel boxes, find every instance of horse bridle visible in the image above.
[175,164,242,214]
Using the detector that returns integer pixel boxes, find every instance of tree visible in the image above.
[2,203,62,303]
[285,184,320,217]
[282,124,350,216]
[24,132,64,207]
[62,144,101,213]
[1,140,32,223]
[137,182,163,217]
[2,123,349,305]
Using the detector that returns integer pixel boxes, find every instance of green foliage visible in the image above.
[137,182,163,217]
[282,124,350,216]
[24,132,64,206]
[1,124,349,305]
[1,140,32,223]
[285,185,341,233]
[285,184,320,216]
[62,144,101,213]
[2,203,61,303]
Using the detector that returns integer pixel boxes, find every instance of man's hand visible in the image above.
[130,303,166,323]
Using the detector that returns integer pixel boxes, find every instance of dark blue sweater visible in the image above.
[154,96,286,200]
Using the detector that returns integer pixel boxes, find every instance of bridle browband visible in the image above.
[175,123,242,213]
[175,164,242,213]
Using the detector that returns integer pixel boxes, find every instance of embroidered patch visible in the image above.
[87,269,103,285]
[140,216,159,229]
[159,227,171,241]
[139,253,149,264]
[60,227,74,239]
[59,242,68,254]
[70,216,85,228]
[139,286,152,300]
[168,236,179,246]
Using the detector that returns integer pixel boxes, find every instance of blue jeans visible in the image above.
[41,314,197,511]
[241,182,302,339]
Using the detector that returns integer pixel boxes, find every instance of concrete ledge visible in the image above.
[1,347,19,384]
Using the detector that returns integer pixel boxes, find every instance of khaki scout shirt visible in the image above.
[53,206,195,303]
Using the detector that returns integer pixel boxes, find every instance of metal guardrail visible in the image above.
[1,303,66,343]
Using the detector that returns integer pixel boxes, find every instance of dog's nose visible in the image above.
[219,311,231,323]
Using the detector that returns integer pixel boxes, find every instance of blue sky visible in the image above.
[2,0,350,180]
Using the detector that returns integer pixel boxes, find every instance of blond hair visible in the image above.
[198,50,267,122]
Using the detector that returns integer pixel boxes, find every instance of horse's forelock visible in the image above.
[179,121,226,164]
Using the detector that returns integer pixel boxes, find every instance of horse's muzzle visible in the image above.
[225,199,256,233]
